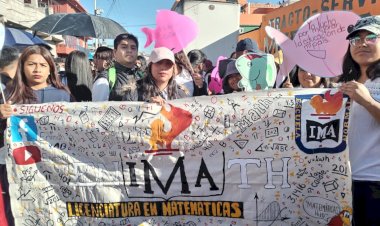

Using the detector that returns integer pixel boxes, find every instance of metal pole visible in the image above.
[94,0,98,48]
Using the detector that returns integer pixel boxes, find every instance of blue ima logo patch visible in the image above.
[294,93,350,154]
[10,116,38,142]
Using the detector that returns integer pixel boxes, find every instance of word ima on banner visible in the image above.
[4,89,352,226]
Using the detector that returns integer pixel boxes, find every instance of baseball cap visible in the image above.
[149,47,175,64]
[225,60,239,77]
[236,38,259,52]
[346,15,380,39]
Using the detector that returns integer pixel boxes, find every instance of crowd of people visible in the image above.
[0,15,379,225]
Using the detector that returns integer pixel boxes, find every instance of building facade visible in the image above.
[238,0,279,50]
[171,0,281,60]
[0,0,59,53]
[0,0,52,29]
[0,0,88,57]
[172,0,240,64]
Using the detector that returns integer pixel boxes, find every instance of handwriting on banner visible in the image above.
[4,90,353,226]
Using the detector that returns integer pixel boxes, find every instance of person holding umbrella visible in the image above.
[92,33,143,101]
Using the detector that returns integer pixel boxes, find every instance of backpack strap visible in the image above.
[135,70,144,79]
[108,67,116,92]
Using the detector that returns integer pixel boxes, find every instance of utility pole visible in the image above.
[94,0,103,48]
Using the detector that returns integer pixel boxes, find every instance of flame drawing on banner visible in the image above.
[310,91,343,115]
[149,104,192,151]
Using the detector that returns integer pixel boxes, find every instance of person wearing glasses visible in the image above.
[339,15,380,225]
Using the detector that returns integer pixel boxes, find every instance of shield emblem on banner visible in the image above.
[294,90,350,154]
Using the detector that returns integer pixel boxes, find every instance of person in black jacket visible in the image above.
[92,33,143,101]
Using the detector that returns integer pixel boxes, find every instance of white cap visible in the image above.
[149,47,175,64]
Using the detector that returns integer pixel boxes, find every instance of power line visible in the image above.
[184,2,203,11]
[106,0,116,17]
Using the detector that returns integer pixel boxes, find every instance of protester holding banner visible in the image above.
[0,44,71,124]
[123,47,187,104]
[0,44,72,226]
[339,15,380,225]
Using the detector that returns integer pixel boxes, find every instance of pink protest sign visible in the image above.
[142,10,199,54]
[266,11,360,77]
[208,56,227,94]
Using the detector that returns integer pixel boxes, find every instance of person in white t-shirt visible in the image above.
[339,15,380,226]
[92,46,113,102]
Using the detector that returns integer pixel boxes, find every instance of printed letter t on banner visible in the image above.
[142,10,199,53]
[265,11,360,77]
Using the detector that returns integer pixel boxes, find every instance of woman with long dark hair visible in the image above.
[123,47,187,104]
[173,50,208,97]
[0,45,71,109]
[338,16,380,225]
[0,45,71,225]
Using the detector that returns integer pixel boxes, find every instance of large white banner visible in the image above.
[4,89,352,226]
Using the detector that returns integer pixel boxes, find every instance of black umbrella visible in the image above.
[31,13,126,39]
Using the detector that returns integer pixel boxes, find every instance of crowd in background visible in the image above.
[0,33,344,106]
[0,15,380,226]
